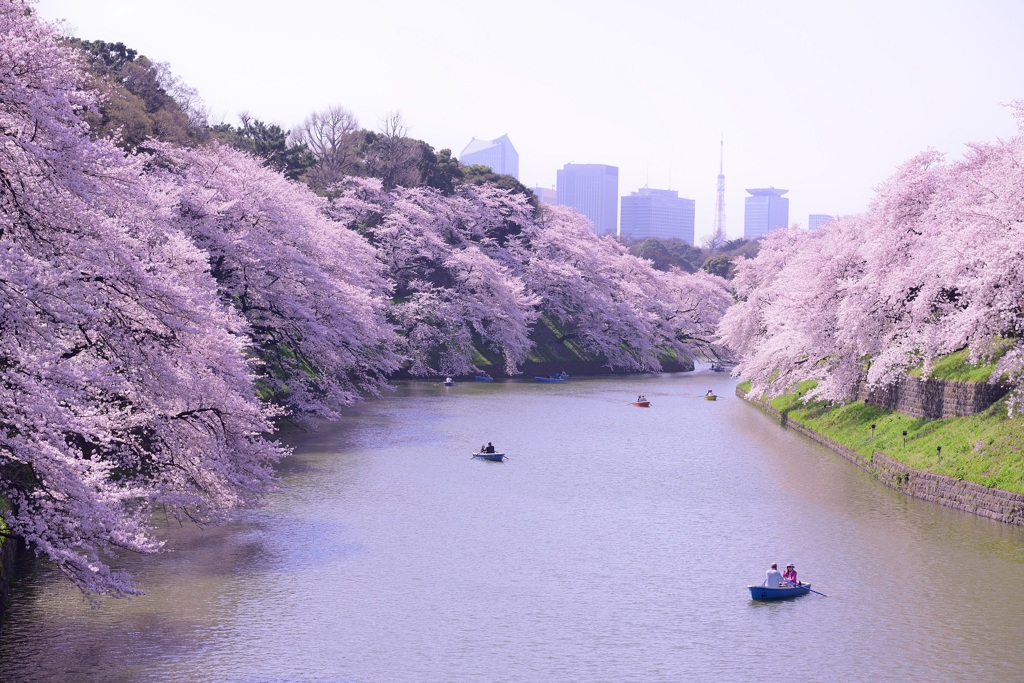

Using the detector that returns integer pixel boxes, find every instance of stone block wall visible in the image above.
[856,375,1008,419]
[738,386,1024,527]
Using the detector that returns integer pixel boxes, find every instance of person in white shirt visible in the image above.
[765,563,784,588]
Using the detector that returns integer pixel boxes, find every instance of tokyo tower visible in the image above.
[711,137,726,249]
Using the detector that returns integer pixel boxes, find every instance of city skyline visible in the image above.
[459,134,519,179]
[743,188,790,241]
[808,214,835,231]
[620,188,696,245]
[556,164,619,237]
[36,0,1024,243]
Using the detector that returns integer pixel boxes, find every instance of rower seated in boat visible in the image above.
[765,563,784,587]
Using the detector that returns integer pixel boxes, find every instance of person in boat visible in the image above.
[485,442,495,454]
[480,444,487,453]
[765,563,784,588]
[783,563,798,586]
[705,389,714,396]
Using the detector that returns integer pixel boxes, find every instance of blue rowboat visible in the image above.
[748,583,811,601]
[535,376,565,383]
[474,375,494,382]
[472,452,505,462]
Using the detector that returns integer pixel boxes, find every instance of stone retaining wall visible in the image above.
[855,375,1008,419]
[738,386,1024,527]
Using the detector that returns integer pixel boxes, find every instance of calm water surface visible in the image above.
[3,372,1024,682]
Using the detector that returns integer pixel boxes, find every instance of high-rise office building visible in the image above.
[808,214,834,231]
[744,188,790,240]
[531,186,557,205]
[620,188,696,244]
[459,134,519,178]
[556,163,619,237]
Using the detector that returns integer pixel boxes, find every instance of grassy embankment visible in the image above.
[471,314,691,376]
[740,349,1024,494]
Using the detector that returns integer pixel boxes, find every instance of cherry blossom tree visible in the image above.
[146,141,402,421]
[916,105,1024,411]
[513,206,730,370]
[721,103,1024,413]
[329,183,539,375]
[1,3,284,596]
[652,267,734,363]
[325,180,731,376]
[1,3,738,600]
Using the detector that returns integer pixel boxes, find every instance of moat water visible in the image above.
[3,371,1024,682]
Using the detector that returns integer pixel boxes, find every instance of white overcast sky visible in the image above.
[36,0,1024,243]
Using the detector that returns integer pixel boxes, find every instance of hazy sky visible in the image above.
[36,0,1024,243]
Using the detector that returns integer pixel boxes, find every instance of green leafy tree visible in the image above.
[69,39,199,150]
[627,237,705,273]
[353,111,422,190]
[631,238,674,270]
[210,115,314,181]
[701,254,734,278]
[419,144,464,195]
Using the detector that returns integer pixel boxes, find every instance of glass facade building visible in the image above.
[556,163,619,237]
[620,188,696,245]
[531,186,557,205]
[743,188,789,240]
[808,213,834,231]
[459,134,519,179]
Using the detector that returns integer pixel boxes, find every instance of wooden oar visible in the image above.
[806,586,828,597]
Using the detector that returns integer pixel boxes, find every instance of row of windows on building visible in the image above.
[460,136,833,245]
[541,164,834,245]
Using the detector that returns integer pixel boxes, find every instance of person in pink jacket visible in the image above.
[782,563,798,586]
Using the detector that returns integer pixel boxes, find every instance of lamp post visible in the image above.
[902,430,908,447]
[870,423,876,438]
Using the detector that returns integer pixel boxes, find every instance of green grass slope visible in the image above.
[741,379,1024,494]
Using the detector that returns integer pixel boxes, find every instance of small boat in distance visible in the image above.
[443,377,454,386]
[704,390,718,401]
[474,374,493,382]
[748,583,812,601]
[472,451,505,462]
[632,400,651,407]
[535,376,565,383]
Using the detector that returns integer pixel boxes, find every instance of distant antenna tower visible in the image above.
[712,136,727,249]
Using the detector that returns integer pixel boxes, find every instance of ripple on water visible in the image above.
[4,374,1024,682]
